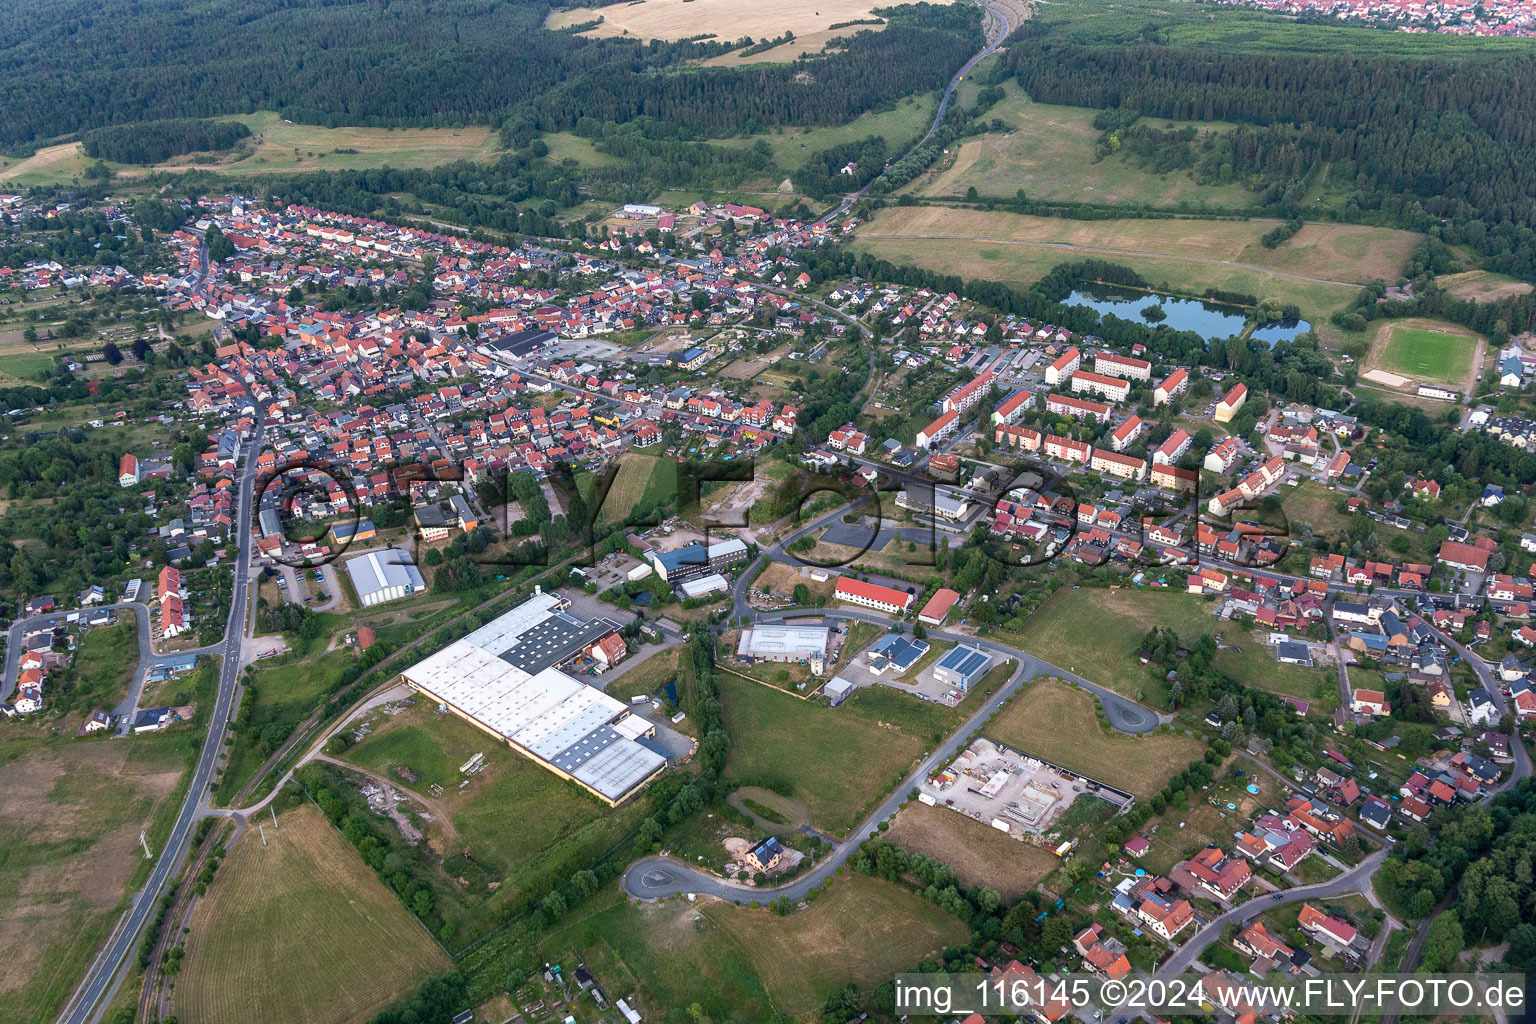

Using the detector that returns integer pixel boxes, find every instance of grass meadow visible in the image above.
[985,679,1205,799]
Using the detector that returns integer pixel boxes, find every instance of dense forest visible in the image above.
[1000,29,1536,279]
[81,117,251,164]
[0,0,975,149]
[0,0,693,146]
[528,6,980,137]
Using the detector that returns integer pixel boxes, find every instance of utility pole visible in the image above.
[270,805,278,830]
[258,823,267,847]
[140,831,153,859]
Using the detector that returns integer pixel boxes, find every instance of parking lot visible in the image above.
[544,339,626,361]
[829,633,964,705]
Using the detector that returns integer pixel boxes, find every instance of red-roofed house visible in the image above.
[1350,689,1389,716]
[834,576,913,614]
[1298,903,1359,951]
[918,588,961,626]
[1181,846,1252,901]
[1214,382,1248,422]
[1437,540,1490,573]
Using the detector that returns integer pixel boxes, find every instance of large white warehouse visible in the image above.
[399,592,665,805]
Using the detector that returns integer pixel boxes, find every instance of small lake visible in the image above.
[1063,285,1312,345]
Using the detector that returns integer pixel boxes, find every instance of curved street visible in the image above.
[629,553,1171,902]
[727,494,1168,735]
[826,0,1019,221]
[1159,847,1390,974]
[625,649,1035,903]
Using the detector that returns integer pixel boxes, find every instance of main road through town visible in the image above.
[825,0,1019,222]
[55,420,265,1024]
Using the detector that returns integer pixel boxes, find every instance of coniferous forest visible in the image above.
[0,0,978,149]
[1002,28,1536,279]
[80,118,252,164]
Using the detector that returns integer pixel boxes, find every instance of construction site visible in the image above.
[919,738,1133,843]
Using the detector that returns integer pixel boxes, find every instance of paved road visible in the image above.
[3,600,150,703]
[728,495,872,622]
[1158,847,1391,974]
[625,651,1038,902]
[3,599,227,732]
[56,420,265,1024]
[823,0,1016,222]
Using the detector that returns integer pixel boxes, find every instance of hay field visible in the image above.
[916,85,1252,209]
[1001,588,1223,699]
[700,874,968,1013]
[173,804,449,1024]
[589,453,678,526]
[0,111,500,186]
[986,679,1203,799]
[849,205,1419,334]
[1435,270,1533,303]
[548,0,897,60]
[719,671,927,832]
[856,205,1418,285]
[538,875,967,1020]
[713,95,937,167]
[0,738,186,1024]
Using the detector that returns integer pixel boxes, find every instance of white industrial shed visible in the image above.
[345,548,425,606]
[400,593,666,805]
[736,625,831,662]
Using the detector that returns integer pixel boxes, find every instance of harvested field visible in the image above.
[0,737,186,1024]
[548,0,897,61]
[856,205,1418,286]
[850,205,1419,338]
[173,804,448,1024]
[884,801,1059,896]
[986,679,1203,799]
[1436,270,1533,303]
[916,86,1250,209]
[0,112,500,185]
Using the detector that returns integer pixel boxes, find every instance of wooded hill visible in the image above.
[1000,23,1536,280]
[0,0,977,148]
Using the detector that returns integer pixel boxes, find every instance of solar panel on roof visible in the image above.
[937,645,991,679]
